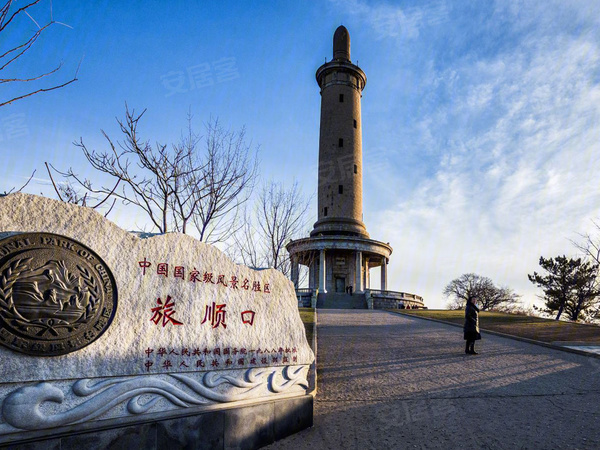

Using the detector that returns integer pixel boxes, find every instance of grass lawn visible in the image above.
[398,309,600,344]
[298,307,315,349]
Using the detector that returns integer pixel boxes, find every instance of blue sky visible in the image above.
[2,0,600,309]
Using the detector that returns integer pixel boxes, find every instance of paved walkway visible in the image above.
[267,310,600,449]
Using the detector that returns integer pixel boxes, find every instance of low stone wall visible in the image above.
[372,297,401,309]
[365,290,425,310]
[297,291,313,308]
[296,289,424,309]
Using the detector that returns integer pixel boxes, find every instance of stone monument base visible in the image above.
[0,394,313,449]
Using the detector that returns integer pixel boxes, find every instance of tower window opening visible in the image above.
[339,94,344,102]
[338,138,343,147]
[324,207,328,216]
[339,185,343,194]
[354,164,358,174]
[353,119,357,129]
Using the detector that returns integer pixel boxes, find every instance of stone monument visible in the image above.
[0,193,314,449]
[287,26,424,310]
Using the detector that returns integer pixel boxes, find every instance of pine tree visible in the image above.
[528,255,599,321]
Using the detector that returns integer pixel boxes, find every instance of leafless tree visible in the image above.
[232,180,311,276]
[444,273,486,309]
[51,106,257,239]
[571,219,600,265]
[443,273,519,311]
[55,106,199,233]
[168,112,206,234]
[229,207,262,269]
[571,219,600,319]
[1,0,77,108]
[479,285,521,311]
[257,181,311,274]
[192,119,258,243]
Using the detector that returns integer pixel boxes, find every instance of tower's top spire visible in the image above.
[333,25,350,61]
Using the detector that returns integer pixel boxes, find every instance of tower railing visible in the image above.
[295,288,316,308]
[294,288,425,309]
[364,289,425,309]
[296,288,314,294]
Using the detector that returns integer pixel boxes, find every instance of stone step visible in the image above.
[316,293,367,309]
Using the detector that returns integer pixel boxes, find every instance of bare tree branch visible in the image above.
[44,161,63,201]
[0,169,36,196]
[443,273,520,311]
[0,1,41,32]
[45,161,120,214]
[193,118,259,243]
[0,76,76,107]
[0,0,77,108]
[571,219,600,265]
[52,107,258,236]
[0,61,62,83]
[232,180,311,276]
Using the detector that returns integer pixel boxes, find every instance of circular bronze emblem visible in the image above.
[0,233,118,356]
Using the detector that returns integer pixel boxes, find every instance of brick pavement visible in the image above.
[266,310,600,449]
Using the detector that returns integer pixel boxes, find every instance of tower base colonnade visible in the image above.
[287,236,425,310]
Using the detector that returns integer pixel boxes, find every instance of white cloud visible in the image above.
[363,2,600,308]
[328,0,449,41]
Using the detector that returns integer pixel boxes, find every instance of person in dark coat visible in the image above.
[464,297,481,354]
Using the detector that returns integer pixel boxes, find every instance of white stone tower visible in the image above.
[287,26,424,309]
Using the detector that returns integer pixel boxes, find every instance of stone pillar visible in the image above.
[291,255,299,289]
[313,256,320,290]
[319,249,327,293]
[355,251,363,292]
[364,257,370,289]
[381,257,387,291]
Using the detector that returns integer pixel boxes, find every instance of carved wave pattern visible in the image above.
[1,366,308,431]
